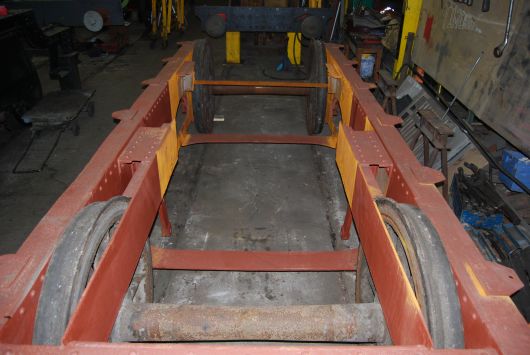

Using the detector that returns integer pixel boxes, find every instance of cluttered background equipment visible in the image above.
[0,0,529,354]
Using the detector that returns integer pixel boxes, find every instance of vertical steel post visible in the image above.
[226,32,240,64]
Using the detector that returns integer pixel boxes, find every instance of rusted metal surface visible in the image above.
[340,206,353,240]
[0,343,496,354]
[62,151,161,342]
[351,162,432,346]
[112,303,386,342]
[158,199,172,237]
[0,42,194,344]
[335,122,432,346]
[182,133,337,148]
[416,109,453,200]
[0,39,529,354]
[195,80,328,88]
[0,43,193,344]
[326,43,530,353]
[151,247,358,271]
[211,85,310,95]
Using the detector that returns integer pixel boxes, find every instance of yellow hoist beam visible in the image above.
[226,31,241,64]
[393,0,423,78]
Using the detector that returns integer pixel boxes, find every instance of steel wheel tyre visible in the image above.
[355,197,464,348]
[192,39,215,133]
[306,39,328,135]
[33,196,153,345]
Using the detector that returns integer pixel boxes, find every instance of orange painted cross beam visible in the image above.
[194,80,328,88]
[151,247,358,271]
[181,133,337,148]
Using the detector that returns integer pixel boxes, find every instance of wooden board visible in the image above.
[412,0,530,156]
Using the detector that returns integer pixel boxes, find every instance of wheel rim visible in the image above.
[355,198,464,348]
[33,196,153,344]
[306,39,327,135]
[192,39,215,133]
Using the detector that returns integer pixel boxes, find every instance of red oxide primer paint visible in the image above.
[424,15,434,43]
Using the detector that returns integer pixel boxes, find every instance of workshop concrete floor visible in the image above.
[0,20,357,309]
[152,40,357,306]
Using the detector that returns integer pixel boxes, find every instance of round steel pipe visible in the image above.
[112,303,386,343]
[211,85,311,96]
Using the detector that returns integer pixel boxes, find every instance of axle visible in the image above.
[112,303,386,343]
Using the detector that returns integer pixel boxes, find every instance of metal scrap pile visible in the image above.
[451,163,530,320]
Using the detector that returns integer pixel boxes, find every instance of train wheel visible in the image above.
[33,196,153,345]
[306,39,328,135]
[355,197,464,348]
[192,39,215,133]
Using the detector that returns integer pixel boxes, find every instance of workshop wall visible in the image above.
[412,0,530,156]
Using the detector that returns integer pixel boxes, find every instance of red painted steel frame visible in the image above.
[0,42,195,345]
[325,44,530,354]
[151,247,358,271]
[0,41,528,354]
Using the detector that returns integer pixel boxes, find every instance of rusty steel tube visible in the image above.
[112,303,386,343]
[211,86,311,96]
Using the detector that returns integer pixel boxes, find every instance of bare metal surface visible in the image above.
[113,302,386,343]
[493,0,515,57]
